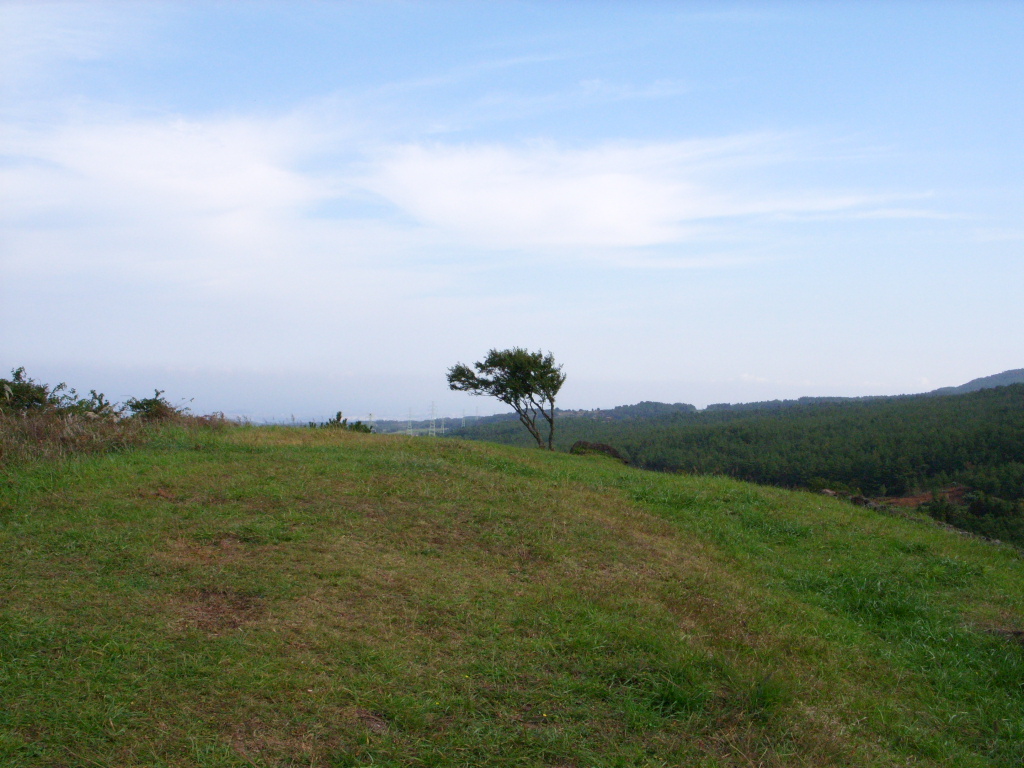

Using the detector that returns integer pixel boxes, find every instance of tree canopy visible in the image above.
[447,348,566,449]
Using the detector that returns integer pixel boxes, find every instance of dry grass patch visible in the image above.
[159,534,251,568]
[173,588,264,634]
[229,712,352,767]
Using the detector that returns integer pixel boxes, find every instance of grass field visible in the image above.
[2,425,1023,766]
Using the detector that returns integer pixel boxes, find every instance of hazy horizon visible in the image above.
[7,359,1014,425]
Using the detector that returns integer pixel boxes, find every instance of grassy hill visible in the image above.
[2,425,1024,766]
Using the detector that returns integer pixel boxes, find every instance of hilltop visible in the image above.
[930,368,1024,396]
[2,425,1024,766]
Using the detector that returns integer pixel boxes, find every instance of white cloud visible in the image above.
[360,137,913,250]
[3,115,318,217]
[2,106,939,303]
[364,141,695,248]
[0,114,333,288]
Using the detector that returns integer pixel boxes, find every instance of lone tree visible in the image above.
[447,347,566,450]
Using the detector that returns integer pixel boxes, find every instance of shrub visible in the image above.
[967,491,1022,518]
[1,367,71,412]
[0,368,221,467]
[67,389,121,418]
[310,411,373,433]
[125,390,185,421]
[1,367,121,418]
[922,493,1024,546]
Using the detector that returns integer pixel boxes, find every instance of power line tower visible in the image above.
[429,402,437,437]
[407,408,413,436]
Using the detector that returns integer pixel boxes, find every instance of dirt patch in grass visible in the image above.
[230,715,346,767]
[160,535,249,567]
[353,708,391,734]
[174,588,263,634]
[139,483,243,507]
[986,627,1024,646]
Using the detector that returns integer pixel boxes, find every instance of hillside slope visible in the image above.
[931,368,1024,395]
[2,427,1024,766]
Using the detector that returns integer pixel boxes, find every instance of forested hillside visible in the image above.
[931,368,1024,395]
[453,385,1024,542]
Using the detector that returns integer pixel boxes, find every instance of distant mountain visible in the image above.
[929,368,1024,396]
[700,368,1024,412]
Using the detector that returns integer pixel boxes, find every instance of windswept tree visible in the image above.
[447,348,566,450]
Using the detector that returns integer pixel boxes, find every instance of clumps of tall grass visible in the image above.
[0,367,228,466]
[0,408,148,465]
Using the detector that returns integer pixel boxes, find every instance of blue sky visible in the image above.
[2,1,1022,420]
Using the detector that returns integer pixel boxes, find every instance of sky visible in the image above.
[2,1,1022,421]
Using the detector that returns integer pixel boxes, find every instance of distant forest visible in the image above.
[452,384,1024,545]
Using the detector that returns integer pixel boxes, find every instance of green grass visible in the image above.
[2,425,1023,766]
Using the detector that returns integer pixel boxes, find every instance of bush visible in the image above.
[125,389,185,421]
[922,493,1024,547]
[1,367,120,417]
[2,367,72,412]
[310,411,373,433]
[967,491,1022,518]
[0,368,221,467]
[66,389,120,418]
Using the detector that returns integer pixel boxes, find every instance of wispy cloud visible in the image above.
[359,137,922,250]
[371,52,575,97]
[0,5,932,269]
[425,76,696,136]
[1,114,328,289]
[2,104,937,293]
[0,2,167,94]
